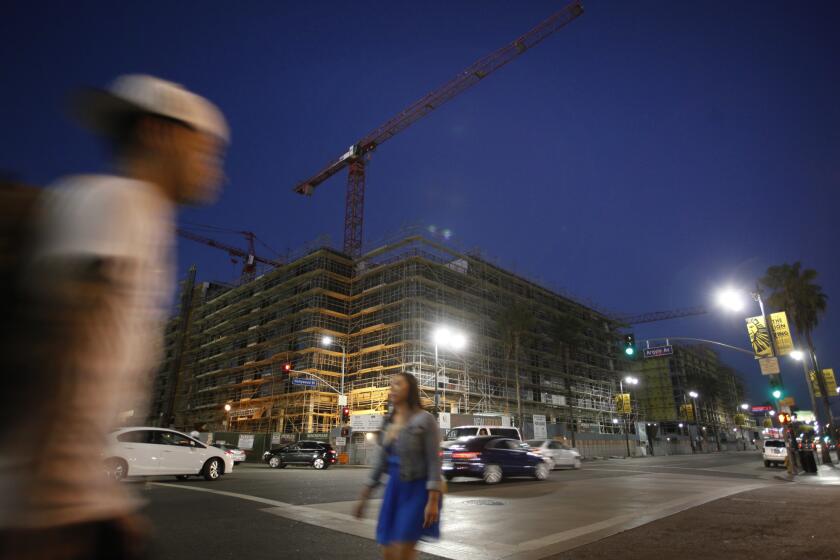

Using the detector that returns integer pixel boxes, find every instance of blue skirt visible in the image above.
[376,455,441,545]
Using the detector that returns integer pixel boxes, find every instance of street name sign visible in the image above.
[758,357,780,375]
[643,345,673,359]
[292,378,317,387]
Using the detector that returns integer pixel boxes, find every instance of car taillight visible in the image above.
[452,451,480,460]
[224,450,233,455]
[438,451,444,458]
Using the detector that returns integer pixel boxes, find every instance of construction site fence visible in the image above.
[194,429,755,466]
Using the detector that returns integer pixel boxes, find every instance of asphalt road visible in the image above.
[136,451,838,560]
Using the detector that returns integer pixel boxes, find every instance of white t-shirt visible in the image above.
[0,175,176,528]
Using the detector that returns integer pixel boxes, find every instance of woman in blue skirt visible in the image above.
[354,372,443,559]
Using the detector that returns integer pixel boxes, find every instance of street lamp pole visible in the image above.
[322,335,348,429]
[432,326,467,418]
[620,376,638,457]
[434,342,440,416]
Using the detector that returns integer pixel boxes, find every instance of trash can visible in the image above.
[799,450,818,474]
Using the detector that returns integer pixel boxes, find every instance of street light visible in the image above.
[223,403,231,431]
[321,335,347,396]
[432,326,468,416]
[740,403,749,411]
[321,335,348,430]
[688,391,698,399]
[716,288,746,312]
[618,376,640,457]
[790,349,804,361]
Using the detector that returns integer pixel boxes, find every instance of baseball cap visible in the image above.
[71,74,229,143]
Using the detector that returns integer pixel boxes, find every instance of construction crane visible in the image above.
[615,306,708,325]
[293,1,585,257]
[177,228,283,280]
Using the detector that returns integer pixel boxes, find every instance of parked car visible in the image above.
[442,436,550,484]
[441,425,522,449]
[263,440,337,470]
[763,439,787,467]
[525,439,581,470]
[214,443,247,464]
[104,427,234,481]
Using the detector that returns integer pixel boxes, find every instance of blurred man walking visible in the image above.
[0,75,228,559]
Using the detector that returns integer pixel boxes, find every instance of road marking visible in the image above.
[583,467,656,474]
[152,478,769,560]
[506,483,768,559]
[150,483,494,560]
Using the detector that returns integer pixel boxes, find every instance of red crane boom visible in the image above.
[293,1,584,257]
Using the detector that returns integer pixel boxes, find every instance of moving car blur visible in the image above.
[525,439,582,470]
[442,436,550,484]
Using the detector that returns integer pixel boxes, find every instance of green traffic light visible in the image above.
[772,390,782,399]
[625,347,635,356]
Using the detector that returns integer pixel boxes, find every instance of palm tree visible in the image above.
[497,302,535,430]
[549,314,586,446]
[760,262,832,438]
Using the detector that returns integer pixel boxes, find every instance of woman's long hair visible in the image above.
[397,371,422,410]
[387,372,422,418]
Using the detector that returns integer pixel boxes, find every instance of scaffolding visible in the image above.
[161,231,632,435]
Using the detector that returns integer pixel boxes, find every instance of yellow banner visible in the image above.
[769,312,794,356]
[810,369,837,398]
[615,393,631,414]
[745,315,773,358]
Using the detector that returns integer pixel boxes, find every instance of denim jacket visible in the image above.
[366,410,443,492]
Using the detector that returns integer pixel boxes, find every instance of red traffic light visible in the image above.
[341,406,350,423]
[283,363,292,373]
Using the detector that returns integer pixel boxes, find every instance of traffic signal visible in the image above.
[772,389,782,400]
[777,412,791,425]
[341,406,350,423]
[623,334,636,357]
[283,363,292,373]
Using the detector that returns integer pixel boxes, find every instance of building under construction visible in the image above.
[632,343,751,437]
[151,230,635,437]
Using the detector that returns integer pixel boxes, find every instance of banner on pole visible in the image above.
[811,368,837,397]
[614,393,631,414]
[769,312,794,356]
[680,403,695,422]
[745,315,773,358]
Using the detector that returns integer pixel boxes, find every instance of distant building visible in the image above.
[633,343,749,437]
[151,232,635,436]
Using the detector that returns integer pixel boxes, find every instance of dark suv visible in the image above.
[262,440,337,470]
[442,436,549,484]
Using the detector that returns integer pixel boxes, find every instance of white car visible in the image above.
[441,426,522,449]
[526,439,581,470]
[213,443,247,464]
[762,439,787,468]
[104,427,234,481]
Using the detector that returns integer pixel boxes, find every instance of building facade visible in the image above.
[633,343,749,438]
[151,233,643,437]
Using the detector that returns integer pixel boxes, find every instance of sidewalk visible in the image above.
[547,483,840,560]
